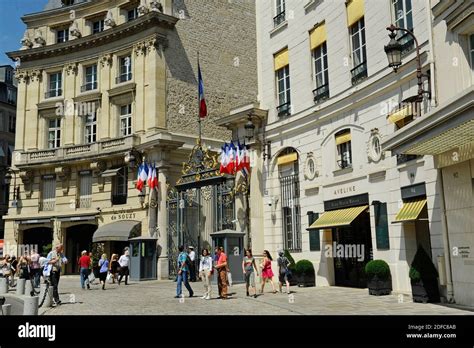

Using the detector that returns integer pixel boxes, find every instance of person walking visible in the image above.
[175,245,194,298]
[242,249,259,298]
[109,254,120,284]
[78,250,91,290]
[260,250,277,294]
[98,254,109,290]
[10,256,17,287]
[1,255,12,286]
[277,250,291,294]
[199,249,213,300]
[30,250,41,288]
[17,255,30,280]
[87,252,96,285]
[46,244,68,306]
[188,246,196,282]
[118,250,130,285]
[214,246,229,300]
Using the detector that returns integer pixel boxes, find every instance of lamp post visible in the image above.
[384,24,430,104]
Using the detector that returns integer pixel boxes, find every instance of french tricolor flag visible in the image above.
[147,164,158,190]
[136,163,148,191]
[198,60,207,119]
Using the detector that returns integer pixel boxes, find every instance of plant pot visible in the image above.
[367,277,392,296]
[411,278,440,303]
[297,273,315,287]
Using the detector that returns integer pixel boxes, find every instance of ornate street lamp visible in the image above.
[384,24,430,103]
[4,172,12,185]
[244,115,256,141]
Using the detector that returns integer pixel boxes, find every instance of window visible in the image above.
[374,202,390,250]
[392,0,414,54]
[335,130,352,169]
[84,112,97,144]
[117,56,132,83]
[279,149,301,252]
[350,18,367,84]
[276,65,291,117]
[470,34,474,71]
[308,212,320,252]
[48,118,61,149]
[78,171,92,208]
[112,167,128,205]
[46,72,62,98]
[62,0,75,6]
[82,65,98,92]
[274,0,286,27]
[8,114,15,133]
[56,29,69,43]
[40,175,56,211]
[7,88,16,104]
[120,104,132,136]
[128,7,138,21]
[313,42,329,102]
[92,19,105,34]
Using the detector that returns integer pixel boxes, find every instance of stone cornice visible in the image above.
[7,11,176,63]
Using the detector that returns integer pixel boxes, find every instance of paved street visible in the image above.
[31,276,474,316]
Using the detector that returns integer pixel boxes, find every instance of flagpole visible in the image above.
[197,51,202,147]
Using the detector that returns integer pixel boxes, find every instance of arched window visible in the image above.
[335,129,352,169]
[278,148,301,251]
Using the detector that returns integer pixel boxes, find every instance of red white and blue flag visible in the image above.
[148,164,159,190]
[198,60,207,118]
[136,163,148,191]
[219,142,251,176]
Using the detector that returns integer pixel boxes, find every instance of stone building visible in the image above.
[4,0,257,278]
[0,65,17,240]
[252,0,447,296]
[383,0,473,306]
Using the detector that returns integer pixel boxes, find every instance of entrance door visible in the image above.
[22,227,53,255]
[333,211,373,288]
[65,224,96,274]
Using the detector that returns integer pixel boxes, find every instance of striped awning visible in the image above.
[346,0,364,27]
[277,152,298,166]
[274,48,289,71]
[335,132,351,145]
[309,205,368,229]
[388,104,413,124]
[393,198,427,223]
[310,22,327,50]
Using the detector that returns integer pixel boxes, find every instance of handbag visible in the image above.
[227,272,232,287]
[88,272,96,283]
[106,272,113,283]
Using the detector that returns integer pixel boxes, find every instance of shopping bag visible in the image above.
[42,264,52,277]
[106,273,113,284]
[227,272,232,287]
[88,272,96,283]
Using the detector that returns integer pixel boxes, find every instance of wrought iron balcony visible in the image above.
[396,154,419,165]
[351,61,368,85]
[116,73,132,84]
[313,84,329,103]
[273,11,286,27]
[112,194,127,205]
[277,102,291,117]
[81,82,98,92]
[337,159,352,170]
[45,89,62,99]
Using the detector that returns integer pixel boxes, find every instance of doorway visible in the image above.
[65,224,96,274]
[332,211,373,288]
[22,227,53,256]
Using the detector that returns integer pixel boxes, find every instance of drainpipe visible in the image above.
[426,0,437,108]
[438,169,455,303]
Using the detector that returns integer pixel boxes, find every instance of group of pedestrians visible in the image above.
[0,250,47,289]
[175,246,292,300]
[77,248,130,291]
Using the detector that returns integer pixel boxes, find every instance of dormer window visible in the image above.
[61,0,75,6]
[92,19,105,34]
[128,7,138,21]
[56,28,69,43]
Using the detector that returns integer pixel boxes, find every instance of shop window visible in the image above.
[308,212,320,251]
[374,202,390,250]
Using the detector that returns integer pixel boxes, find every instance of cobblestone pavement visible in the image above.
[34,276,474,315]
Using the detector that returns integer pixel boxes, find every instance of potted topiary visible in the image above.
[284,249,298,286]
[295,260,315,287]
[409,246,440,303]
[365,260,392,296]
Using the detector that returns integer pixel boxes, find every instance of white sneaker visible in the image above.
[205,296,211,300]
[200,295,206,299]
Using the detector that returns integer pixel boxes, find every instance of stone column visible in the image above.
[99,54,112,140]
[14,70,28,152]
[25,69,42,150]
[0,278,8,294]
[63,63,77,146]
[133,42,146,135]
[16,279,26,295]
[156,166,169,280]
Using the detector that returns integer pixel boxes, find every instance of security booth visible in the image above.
[129,236,158,281]
[210,229,245,284]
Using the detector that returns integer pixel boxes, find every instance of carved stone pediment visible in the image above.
[99,53,113,67]
[29,69,43,82]
[65,62,78,75]
[55,166,71,194]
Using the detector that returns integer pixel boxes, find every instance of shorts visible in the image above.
[244,271,255,288]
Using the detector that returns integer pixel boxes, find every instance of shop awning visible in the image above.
[309,205,368,229]
[100,168,121,177]
[393,198,427,223]
[92,220,141,242]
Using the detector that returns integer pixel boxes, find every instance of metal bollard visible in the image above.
[23,296,39,315]
[40,283,53,308]
[2,304,11,316]
[25,280,34,296]
[16,278,26,295]
[0,278,8,294]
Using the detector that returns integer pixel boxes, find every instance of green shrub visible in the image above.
[284,249,296,272]
[42,243,52,255]
[364,260,391,281]
[409,246,438,281]
[295,260,315,276]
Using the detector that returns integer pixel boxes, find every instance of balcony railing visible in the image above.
[313,84,329,103]
[45,89,62,99]
[351,61,368,85]
[80,82,98,92]
[277,102,291,117]
[39,199,55,212]
[273,11,286,27]
[78,196,92,209]
[396,154,419,165]
[116,73,132,84]
[112,194,127,205]
[337,159,352,170]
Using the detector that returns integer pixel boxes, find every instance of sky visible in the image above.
[0,0,48,66]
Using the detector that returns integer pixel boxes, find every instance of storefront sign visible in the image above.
[111,212,137,221]
[333,185,356,196]
[401,182,426,200]
[324,193,369,211]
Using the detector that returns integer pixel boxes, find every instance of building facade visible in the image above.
[4,0,257,278]
[0,65,17,240]
[383,0,473,306]
[254,0,447,296]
